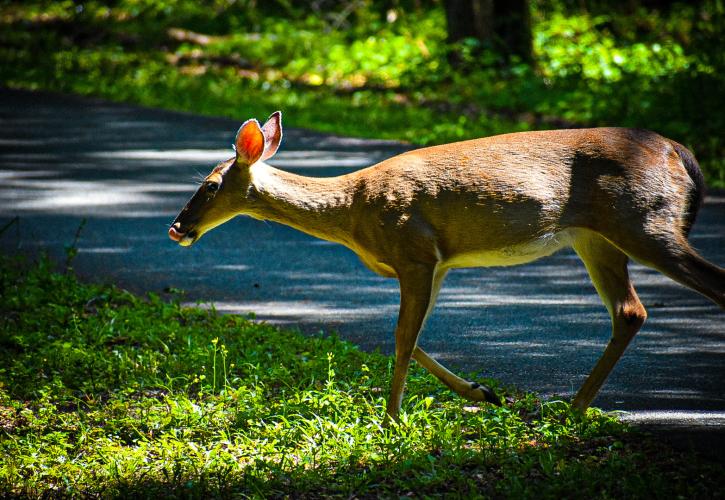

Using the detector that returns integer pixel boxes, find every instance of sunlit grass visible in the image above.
[1,255,723,497]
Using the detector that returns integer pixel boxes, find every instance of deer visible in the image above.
[169,111,725,421]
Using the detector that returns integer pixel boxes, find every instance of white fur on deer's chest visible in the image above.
[443,228,576,269]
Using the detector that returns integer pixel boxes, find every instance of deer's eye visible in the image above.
[206,182,220,193]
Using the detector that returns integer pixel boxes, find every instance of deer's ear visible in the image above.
[235,119,265,166]
[260,111,283,161]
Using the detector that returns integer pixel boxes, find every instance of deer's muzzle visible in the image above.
[168,222,197,247]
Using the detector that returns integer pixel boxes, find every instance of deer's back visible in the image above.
[347,128,690,269]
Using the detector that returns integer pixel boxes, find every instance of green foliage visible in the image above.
[0,1,722,186]
[1,255,723,497]
[536,13,694,81]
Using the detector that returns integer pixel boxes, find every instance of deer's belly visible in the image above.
[443,229,576,268]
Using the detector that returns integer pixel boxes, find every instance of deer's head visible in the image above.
[168,112,282,246]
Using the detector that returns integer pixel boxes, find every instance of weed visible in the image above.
[0,254,723,497]
[63,218,86,273]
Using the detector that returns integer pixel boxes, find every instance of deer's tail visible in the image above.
[671,141,706,237]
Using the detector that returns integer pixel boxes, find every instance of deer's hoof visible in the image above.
[469,382,502,406]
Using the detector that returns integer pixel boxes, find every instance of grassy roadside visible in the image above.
[1,254,724,497]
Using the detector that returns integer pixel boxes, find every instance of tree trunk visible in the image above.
[443,0,491,43]
[492,0,532,63]
[443,0,532,64]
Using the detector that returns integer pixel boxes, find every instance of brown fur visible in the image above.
[171,120,724,419]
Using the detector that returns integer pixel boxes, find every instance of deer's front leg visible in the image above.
[386,264,435,421]
[412,347,501,406]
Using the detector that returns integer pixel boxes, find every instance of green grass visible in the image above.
[1,254,724,498]
[0,1,723,186]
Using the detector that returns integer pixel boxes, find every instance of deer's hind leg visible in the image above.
[571,230,648,410]
[624,237,725,309]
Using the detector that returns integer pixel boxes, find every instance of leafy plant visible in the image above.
[1,1,722,185]
[1,255,723,497]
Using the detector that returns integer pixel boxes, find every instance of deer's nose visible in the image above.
[168,222,185,242]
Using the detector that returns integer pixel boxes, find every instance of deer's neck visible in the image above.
[248,163,356,246]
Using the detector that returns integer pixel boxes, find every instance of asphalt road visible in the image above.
[1,89,723,442]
